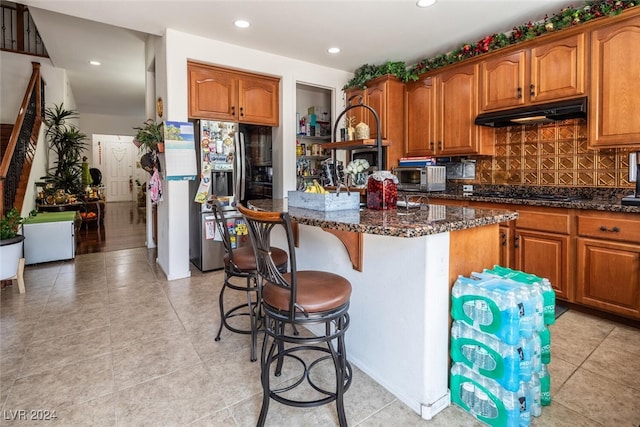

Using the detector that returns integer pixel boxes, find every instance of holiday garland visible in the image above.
[344,0,637,90]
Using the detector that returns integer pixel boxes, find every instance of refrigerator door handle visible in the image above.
[234,132,245,204]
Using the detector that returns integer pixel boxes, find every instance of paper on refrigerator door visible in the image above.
[194,169,210,204]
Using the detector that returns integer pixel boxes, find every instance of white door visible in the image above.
[92,135,136,202]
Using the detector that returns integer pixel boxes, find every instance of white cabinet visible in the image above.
[23,212,76,264]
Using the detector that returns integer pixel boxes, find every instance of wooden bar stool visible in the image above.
[237,203,353,426]
[208,198,288,361]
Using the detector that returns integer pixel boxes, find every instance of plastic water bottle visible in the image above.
[475,388,499,419]
[532,333,542,374]
[517,381,531,427]
[539,326,551,364]
[539,364,551,406]
[528,283,545,332]
[460,381,477,412]
[539,279,556,325]
[518,336,533,382]
[475,298,493,327]
[529,373,542,417]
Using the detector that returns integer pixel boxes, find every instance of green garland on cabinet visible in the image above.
[344,0,637,90]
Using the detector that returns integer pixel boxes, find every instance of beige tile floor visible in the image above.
[1,247,639,426]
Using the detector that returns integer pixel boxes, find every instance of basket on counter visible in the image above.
[287,191,360,211]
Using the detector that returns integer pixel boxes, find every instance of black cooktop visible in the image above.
[472,191,589,202]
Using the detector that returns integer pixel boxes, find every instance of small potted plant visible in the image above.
[0,208,36,281]
[133,119,164,153]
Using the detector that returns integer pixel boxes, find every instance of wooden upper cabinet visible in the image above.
[188,62,279,126]
[404,64,492,157]
[405,76,436,156]
[438,63,493,156]
[589,14,640,149]
[530,33,586,103]
[238,76,279,126]
[365,81,388,140]
[344,75,405,168]
[189,66,237,121]
[480,33,586,112]
[480,50,527,111]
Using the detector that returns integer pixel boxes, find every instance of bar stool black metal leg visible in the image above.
[247,277,258,362]
[258,328,275,427]
[214,280,227,342]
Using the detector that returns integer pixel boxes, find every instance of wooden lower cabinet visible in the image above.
[514,229,570,300]
[499,225,513,271]
[575,210,640,319]
[576,238,640,319]
[433,198,640,319]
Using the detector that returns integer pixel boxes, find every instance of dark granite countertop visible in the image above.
[427,192,640,213]
[246,199,518,238]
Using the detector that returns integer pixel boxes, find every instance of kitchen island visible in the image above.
[246,199,518,420]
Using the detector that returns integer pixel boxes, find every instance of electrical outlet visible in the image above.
[462,184,473,192]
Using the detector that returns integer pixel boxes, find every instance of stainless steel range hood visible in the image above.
[475,97,587,128]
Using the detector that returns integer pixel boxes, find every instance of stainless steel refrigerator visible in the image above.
[189,120,273,271]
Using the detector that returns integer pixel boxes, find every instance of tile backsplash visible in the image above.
[473,119,634,188]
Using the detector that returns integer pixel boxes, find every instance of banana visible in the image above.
[313,179,329,194]
[305,185,317,193]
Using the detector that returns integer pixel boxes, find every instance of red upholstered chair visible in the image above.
[208,198,287,362]
[237,203,352,427]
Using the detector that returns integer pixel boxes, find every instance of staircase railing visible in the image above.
[0,61,44,215]
[1,2,48,57]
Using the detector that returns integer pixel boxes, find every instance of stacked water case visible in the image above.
[450,266,555,426]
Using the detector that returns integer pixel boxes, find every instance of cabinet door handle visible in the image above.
[514,234,519,249]
[240,106,244,117]
[231,106,235,115]
[599,226,620,233]
[517,87,522,99]
[529,84,535,97]
[500,231,507,246]
[430,141,434,150]
[437,141,442,150]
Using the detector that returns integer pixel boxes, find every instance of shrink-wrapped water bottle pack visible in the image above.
[450,266,555,426]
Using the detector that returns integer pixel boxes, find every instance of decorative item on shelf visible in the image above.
[367,170,398,210]
[355,121,370,140]
[346,116,356,141]
[346,158,370,188]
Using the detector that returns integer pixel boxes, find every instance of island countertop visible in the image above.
[247,198,519,238]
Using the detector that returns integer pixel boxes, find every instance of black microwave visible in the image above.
[351,147,386,171]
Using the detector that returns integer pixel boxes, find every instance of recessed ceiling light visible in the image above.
[416,0,437,7]
[234,20,250,29]
[89,60,101,66]
[328,47,341,54]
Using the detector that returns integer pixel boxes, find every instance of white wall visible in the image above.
[154,28,353,280]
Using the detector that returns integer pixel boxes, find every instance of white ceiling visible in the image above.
[22,0,576,117]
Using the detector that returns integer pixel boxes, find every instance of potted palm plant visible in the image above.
[41,104,88,201]
[0,208,36,281]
